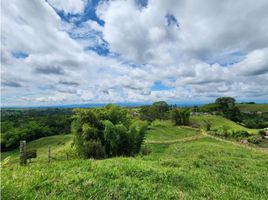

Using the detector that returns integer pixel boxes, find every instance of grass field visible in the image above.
[236,104,268,112]
[1,135,73,164]
[146,120,199,142]
[190,115,260,134]
[1,122,268,199]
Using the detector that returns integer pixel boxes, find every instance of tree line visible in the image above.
[1,109,72,151]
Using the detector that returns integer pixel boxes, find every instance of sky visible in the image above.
[1,0,268,107]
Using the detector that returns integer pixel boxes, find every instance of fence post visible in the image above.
[48,145,51,163]
[20,140,27,166]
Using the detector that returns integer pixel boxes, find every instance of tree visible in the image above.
[171,108,190,126]
[215,97,235,110]
[72,105,148,159]
[139,101,170,122]
[215,97,241,122]
[223,106,241,122]
[152,101,169,120]
[139,106,157,122]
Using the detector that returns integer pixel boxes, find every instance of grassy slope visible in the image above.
[190,115,259,134]
[1,135,73,163]
[2,122,268,200]
[146,120,199,142]
[237,104,268,112]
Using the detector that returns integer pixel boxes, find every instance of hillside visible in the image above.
[190,115,260,134]
[146,120,200,143]
[1,135,73,164]
[2,121,268,200]
[236,104,268,112]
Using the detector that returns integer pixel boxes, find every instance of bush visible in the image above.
[203,120,212,131]
[190,123,200,128]
[171,108,190,126]
[72,105,148,159]
[259,130,266,138]
[140,145,152,156]
[231,130,249,138]
[26,149,37,162]
[247,136,262,144]
[213,125,231,137]
[83,140,106,159]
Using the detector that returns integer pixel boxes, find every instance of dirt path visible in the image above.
[201,129,268,154]
[146,134,205,144]
[146,129,268,154]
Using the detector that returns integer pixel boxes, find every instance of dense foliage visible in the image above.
[171,108,190,125]
[196,97,268,129]
[1,108,72,151]
[72,105,148,159]
[139,101,170,122]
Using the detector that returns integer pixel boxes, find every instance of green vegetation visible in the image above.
[237,103,268,112]
[1,108,72,151]
[2,134,268,199]
[191,115,259,134]
[1,100,268,199]
[139,101,170,122]
[146,120,199,142]
[196,100,268,129]
[72,105,147,158]
[171,108,190,125]
[1,135,73,164]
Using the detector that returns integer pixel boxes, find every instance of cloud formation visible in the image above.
[1,0,268,106]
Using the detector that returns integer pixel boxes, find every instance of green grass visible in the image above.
[191,115,260,134]
[236,103,268,112]
[1,135,73,164]
[2,124,268,199]
[146,120,199,142]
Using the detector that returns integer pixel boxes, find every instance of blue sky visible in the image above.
[1,0,268,106]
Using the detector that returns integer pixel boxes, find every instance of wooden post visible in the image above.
[20,140,27,166]
[48,145,51,163]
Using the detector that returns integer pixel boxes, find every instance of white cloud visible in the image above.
[233,48,268,76]
[47,0,85,14]
[1,0,268,106]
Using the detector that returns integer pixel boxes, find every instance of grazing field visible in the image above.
[236,104,268,112]
[190,115,260,134]
[146,120,199,142]
[1,135,73,164]
[2,123,268,200]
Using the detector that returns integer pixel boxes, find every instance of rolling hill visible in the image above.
[190,115,260,134]
[236,104,268,112]
[2,121,268,199]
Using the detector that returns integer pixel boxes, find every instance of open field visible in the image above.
[146,120,200,142]
[1,135,73,164]
[236,104,268,112]
[2,121,268,200]
[190,115,260,134]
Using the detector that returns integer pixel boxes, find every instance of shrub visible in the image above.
[231,130,249,138]
[203,120,212,131]
[259,130,266,138]
[214,125,231,137]
[83,140,106,159]
[247,136,262,144]
[190,123,200,129]
[140,145,152,156]
[26,149,37,162]
[171,108,190,126]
